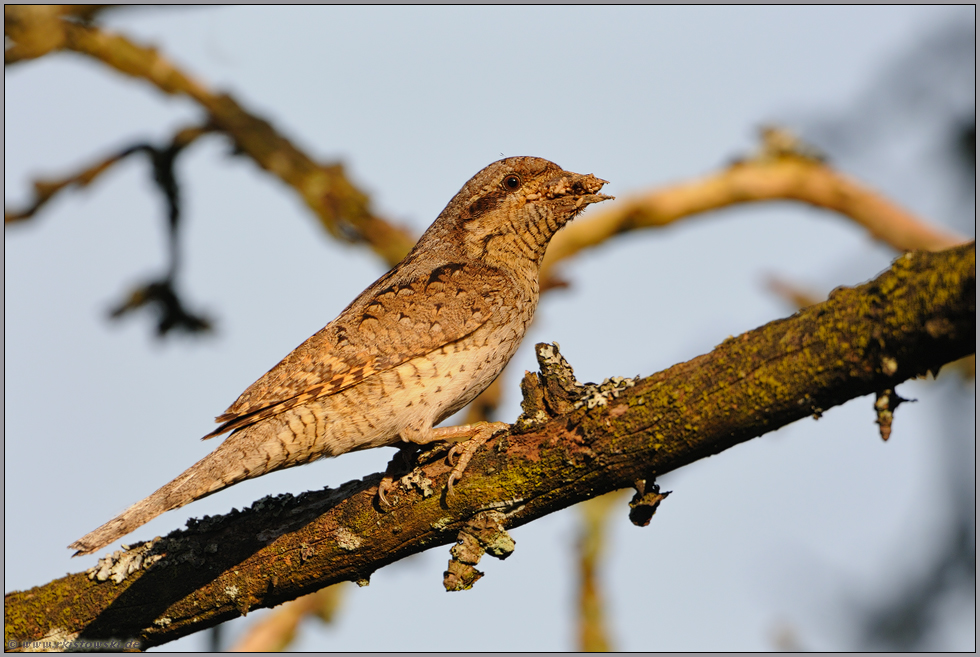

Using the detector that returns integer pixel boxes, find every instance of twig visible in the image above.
[5,126,211,225]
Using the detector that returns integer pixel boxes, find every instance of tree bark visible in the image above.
[4,243,974,651]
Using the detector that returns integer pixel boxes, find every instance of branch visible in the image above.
[5,243,973,650]
[576,491,627,651]
[10,13,963,276]
[5,125,211,225]
[4,6,111,64]
[60,21,416,266]
[5,126,217,337]
[541,137,969,283]
[7,13,416,265]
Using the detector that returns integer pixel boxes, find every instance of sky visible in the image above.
[4,5,975,651]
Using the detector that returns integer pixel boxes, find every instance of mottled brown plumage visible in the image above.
[69,156,611,556]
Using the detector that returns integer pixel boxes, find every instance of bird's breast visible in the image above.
[387,296,535,430]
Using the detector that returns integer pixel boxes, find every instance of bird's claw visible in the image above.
[446,443,462,467]
[377,474,399,507]
[443,422,508,497]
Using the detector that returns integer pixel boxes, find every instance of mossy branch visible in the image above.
[5,243,973,651]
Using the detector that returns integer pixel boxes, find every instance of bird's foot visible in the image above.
[435,421,509,496]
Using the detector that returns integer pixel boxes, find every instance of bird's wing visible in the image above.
[203,262,510,438]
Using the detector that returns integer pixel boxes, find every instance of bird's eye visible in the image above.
[502,174,522,191]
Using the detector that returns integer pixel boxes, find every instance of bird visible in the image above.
[69,156,612,557]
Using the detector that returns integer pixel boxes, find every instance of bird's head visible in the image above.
[421,156,613,271]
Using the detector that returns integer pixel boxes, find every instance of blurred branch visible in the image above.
[764,274,824,310]
[108,278,212,337]
[61,20,417,266]
[4,243,973,650]
[464,377,503,425]
[543,128,969,283]
[577,491,627,652]
[6,11,414,343]
[4,5,111,64]
[5,12,416,265]
[5,125,211,225]
[6,125,216,336]
[229,584,347,652]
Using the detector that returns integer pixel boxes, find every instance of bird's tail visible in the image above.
[68,423,299,557]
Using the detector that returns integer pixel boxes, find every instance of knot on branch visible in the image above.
[443,511,515,592]
[514,342,638,433]
[628,478,671,527]
[874,388,915,442]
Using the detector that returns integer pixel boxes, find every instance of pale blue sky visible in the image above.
[5,5,975,651]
